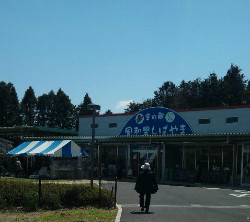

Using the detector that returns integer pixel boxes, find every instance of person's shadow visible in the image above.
[130,211,154,215]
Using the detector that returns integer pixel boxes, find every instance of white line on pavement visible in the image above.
[121,204,250,209]
[115,204,122,222]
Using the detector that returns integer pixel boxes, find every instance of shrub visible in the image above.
[41,193,61,210]
[63,185,82,207]
[23,192,39,211]
[0,179,114,211]
[0,195,5,208]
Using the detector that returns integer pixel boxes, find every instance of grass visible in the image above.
[0,207,118,222]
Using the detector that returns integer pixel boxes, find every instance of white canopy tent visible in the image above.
[6,140,88,157]
[6,140,88,178]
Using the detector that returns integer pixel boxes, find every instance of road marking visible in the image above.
[230,190,250,197]
[121,204,250,209]
[115,204,122,222]
[206,188,221,190]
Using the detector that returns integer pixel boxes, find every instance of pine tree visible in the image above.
[54,88,74,129]
[20,86,37,126]
[153,81,177,109]
[223,64,246,106]
[79,93,93,115]
[6,83,21,126]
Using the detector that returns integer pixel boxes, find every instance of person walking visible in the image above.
[15,158,23,178]
[135,162,158,213]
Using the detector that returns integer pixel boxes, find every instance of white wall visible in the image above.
[78,107,250,136]
[179,107,250,134]
[78,114,133,137]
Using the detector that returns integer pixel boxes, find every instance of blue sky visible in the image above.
[1,0,250,114]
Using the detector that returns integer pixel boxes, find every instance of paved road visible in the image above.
[116,182,250,222]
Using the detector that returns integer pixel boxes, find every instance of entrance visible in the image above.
[242,145,250,185]
[130,144,158,176]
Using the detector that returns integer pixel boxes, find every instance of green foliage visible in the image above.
[62,184,112,208]
[0,180,114,212]
[223,64,246,106]
[105,109,113,114]
[20,86,37,126]
[36,91,56,127]
[125,64,249,112]
[0,82,21,127]
[54,88,75,129]
[23,192,39,211]
[154,81,177,109]
[124,102,141,113]
[0,194,5,208]
[78,93,93,115]
[41,192,61,210]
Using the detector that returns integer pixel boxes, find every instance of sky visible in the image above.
[1,0,250,114]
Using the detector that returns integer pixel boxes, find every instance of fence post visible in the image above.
[38,175,42,207]
[99,176,101,208]
[114,177,117,208]
[108,187,114,210]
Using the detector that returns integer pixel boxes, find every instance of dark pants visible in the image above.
[139,192,151,210]
[15,170,21,178]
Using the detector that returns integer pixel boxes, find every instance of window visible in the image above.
[226,117,238,123]
[198,118,210,124]
[109,123,117,128]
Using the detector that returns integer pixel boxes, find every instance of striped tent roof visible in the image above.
[6,140,88,157]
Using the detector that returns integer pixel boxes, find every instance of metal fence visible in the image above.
[98,176,117,209]
[37,176,118,209]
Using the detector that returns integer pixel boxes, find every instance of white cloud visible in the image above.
[115,100,133,112]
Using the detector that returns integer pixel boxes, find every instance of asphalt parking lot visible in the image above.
[116,181,250,222]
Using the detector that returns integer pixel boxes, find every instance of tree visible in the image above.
[105,109,113,115]
[141,98,157,110]
[153,81,177,109]
[222,64,246,106]
[6,83,21,126]
[54,88,74,129]
[0,81,8,126]
[176,79,202,109]
[20,86,37,126]
[36,93,49,127]
[46,90,57,128]
[245,80,250,104]
[36,90,57,127]
[124,102,142,113]
[0,82,21,126]
[79,93,93,115]
[200,73,224,107]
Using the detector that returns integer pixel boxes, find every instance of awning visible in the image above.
[6,140,88,157]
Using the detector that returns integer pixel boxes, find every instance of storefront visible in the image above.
[242,145,250,185]
[78,105,250,185]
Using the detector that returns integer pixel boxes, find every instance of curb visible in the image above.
[115,204,122,222]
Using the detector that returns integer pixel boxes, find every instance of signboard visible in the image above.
[120,107,193,136]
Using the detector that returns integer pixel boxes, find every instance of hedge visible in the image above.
[0,180,114,211]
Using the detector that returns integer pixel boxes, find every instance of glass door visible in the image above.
[242,145,250,185]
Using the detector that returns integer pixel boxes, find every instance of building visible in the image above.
[78,105,250,186]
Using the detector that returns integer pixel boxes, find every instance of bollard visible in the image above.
[38,175,42,207]
[99,176,101,208]
[114,177,117,208]
[108,187,114,210]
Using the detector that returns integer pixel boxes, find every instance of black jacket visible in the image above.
[135,169,157,194]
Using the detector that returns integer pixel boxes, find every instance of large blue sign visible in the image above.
[120,107,193,136]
